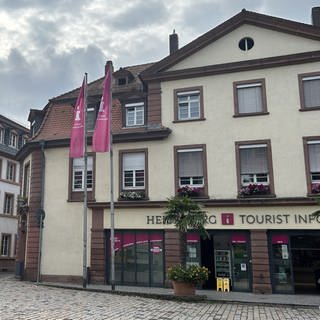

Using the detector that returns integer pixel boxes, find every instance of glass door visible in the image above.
[270,234,294,293]
[231,234,251,291]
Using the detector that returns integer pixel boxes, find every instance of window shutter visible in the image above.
[238,85,262,113]
[123,153,145,171]
[178,150,203,177]
[304,79,320,108]
[309,143,320,172]
[240,147,267,174]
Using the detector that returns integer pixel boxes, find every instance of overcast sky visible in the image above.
[0,0,319,127]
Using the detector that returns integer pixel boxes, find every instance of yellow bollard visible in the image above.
[216,277,223,291]
[223,278,230,292]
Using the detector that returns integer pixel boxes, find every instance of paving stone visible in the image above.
[1,274,320,319]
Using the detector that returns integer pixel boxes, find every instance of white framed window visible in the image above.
[4,193,14,214]
[300,75,320,109]
[122,152,145,189]
[177,91,200,120]
[307,140,320,183]
[1,234,10,256]
[0,128,4,144]
[9,131,18,148]
[177,148,204,187]
[239,144,269,186]
[72,157,93,191]
[6,161,16,181]
[125,103,144,127]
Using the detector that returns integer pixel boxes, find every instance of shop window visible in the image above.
[119,149,148,199]
[6,161,16,182]
[175,145,207,197]
[303,137,320,195]
[1,234,11,256]
[109,231,164,286]
[174,86,204,122]
[125,102,144,127]
[233,79,268,116]
[236,140,274,197]
[299,72,320,110]
[186,233,201,267]
[4,193,14,214]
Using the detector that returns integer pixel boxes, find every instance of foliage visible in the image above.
[311,196,320,217]
[312,183,320,194]
[177,186,201,197]
[167,264,209,285]
[239,184,270,196]
[164,196,208,237]
[119,190,145,200]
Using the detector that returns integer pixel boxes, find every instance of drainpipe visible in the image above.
[37,140,45,283]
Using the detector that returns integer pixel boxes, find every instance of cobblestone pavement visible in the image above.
[1,274,320,320]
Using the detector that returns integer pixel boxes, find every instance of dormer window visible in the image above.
[118,78,127,86]
[125,102,144,127]
[0,128,4,144]
[9,132,18,148]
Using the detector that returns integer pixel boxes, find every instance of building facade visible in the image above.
[17,8,320,294]
[0,115,29,272]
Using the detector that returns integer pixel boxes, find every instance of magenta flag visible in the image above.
[69,78,85,158]
[92,63,111,152]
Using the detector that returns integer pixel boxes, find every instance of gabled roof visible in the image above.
[51,62,154,103]
[141,9,320,79]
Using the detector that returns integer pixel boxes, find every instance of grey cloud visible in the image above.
[0,45,106,125]
[0,0,88,11]
[109,0,168,30]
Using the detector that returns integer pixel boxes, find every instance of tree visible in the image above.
[163,195,208,266]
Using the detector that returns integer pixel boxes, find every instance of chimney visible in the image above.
[312,7,320,27]
[169,30,179,55]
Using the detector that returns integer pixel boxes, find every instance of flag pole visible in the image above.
[82,72,88,289]
[108,61,115,291]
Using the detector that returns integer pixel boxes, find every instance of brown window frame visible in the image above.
[68,153,96,202]
[119,148,148,200]
[303,136,320,195]
[233,78,268,117]
[174,144,208,197]
[173,86,205,123]
[235,140,275,197]
[298,72,320,111]
[0,158,2,179]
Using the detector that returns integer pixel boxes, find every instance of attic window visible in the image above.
[239,37,254,51]
[118,78,127,86]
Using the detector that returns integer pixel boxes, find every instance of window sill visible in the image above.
[233,112,269,118]
[238,193,276,199]
[173,117,206,123]
[299,107,320,112]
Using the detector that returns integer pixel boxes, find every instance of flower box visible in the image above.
[177,186,202,197]
[119,190,145,200]
[239,184,270,197]
[312,183,320,194]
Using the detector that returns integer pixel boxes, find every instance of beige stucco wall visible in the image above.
[41,148,91,276]
[169,24,320,71]
[161,61,320,199]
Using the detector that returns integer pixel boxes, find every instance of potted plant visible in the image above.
[167,264,209,296]
[177,186,201,197]
[163,194,209,295]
